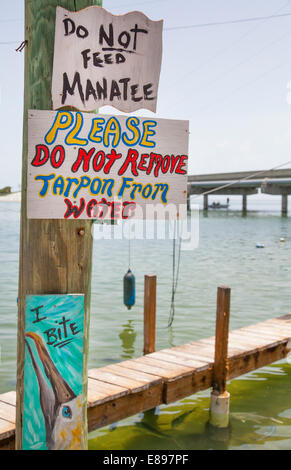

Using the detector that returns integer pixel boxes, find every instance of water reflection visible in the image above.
[119,320,136,360]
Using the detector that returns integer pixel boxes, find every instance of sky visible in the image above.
[1,0,291,190]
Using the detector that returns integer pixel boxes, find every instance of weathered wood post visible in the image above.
[143,275,157,355]
[16,0,102,450]
[209,286,231,429]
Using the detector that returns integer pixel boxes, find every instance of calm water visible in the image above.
[1,198,291,450]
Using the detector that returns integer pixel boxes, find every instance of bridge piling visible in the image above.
[282,195,288,217]
[203,195,208,211]
[242,194,247,214]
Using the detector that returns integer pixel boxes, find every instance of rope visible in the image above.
[128,233,131,269]
[168,221,182,328]
[128,220,132,270]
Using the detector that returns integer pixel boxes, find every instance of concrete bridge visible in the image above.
[188,169,291,215]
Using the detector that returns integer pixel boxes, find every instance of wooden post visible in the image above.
[143,275,157,355]
[282,194,288,217]
[209,286,231,429]
[16,0,102,450]
[203,194,208,211]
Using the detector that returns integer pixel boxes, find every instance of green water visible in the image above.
[89,364,291,450]
[0,201,291,450]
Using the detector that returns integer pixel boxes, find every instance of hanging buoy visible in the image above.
[123,269,135,310]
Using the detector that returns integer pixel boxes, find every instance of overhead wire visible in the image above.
[2,4,291,46]
[167,0,291,111]
[107,0,167,8]
[197,56,290,114]
[0,41,20,45]
[164,12,291,32]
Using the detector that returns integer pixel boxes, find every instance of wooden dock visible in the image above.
[1,313,291,450]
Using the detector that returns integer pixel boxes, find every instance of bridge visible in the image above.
[187,169,291,215]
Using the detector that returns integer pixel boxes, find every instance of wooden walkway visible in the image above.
[1,314,291,450]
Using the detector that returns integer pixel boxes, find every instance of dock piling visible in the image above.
[143,275,157,355]
[209,286,231,429]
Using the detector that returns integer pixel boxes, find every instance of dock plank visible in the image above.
[240,325,290,340]
[89,368,152,392]
[103,364,163,385]
[179,344,216,360]
[136,356,194,379]
[228,332,284,352]
[0,402,15,424]
[151,350,210,370]
[230,328,287,344]
[87,377,128,407]
[0,392,16,407]
[116,358,176,378]
[0,418,15,441]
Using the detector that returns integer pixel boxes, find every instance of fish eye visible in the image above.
[62,406,72,419]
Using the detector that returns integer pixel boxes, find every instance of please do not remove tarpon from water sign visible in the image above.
[52,6,163,113]
[27,110,189,220]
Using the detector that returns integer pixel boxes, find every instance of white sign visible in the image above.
[52,6,163,113]
[27,110,189,220]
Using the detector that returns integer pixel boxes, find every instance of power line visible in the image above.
[167,0,291,94]
[194,27,291,107]
[107,0,167,8]
[196,56,290,115]
[164,12,291,32]
[2,9,291,34]
[0,41,20,45]
[0,18,22,24]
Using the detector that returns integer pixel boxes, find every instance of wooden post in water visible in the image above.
[209,286,231,429]
[16,0,102,450]
[143,275,157,355]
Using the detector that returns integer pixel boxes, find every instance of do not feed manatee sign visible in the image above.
[52,6,163,113]
[27,110,189,220]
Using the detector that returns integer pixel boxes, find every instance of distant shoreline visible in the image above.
[0,191,21,202]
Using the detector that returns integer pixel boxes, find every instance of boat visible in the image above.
[208,201,230,210]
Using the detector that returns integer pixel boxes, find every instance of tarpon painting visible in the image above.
[23,295,85,450]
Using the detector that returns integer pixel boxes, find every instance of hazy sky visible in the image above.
[1,0,291,190]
